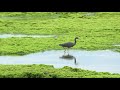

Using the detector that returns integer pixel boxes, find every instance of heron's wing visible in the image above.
[61,42,74,47]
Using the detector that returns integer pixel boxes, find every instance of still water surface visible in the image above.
[0,34,56,38]
[0,50,120,73]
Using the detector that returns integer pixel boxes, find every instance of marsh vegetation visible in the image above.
[1,12,120,78]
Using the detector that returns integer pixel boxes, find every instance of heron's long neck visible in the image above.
[74,38,77,45]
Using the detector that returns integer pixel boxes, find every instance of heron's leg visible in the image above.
[64,48,66,55]
[67,48,69,55]
[64,49,66,54]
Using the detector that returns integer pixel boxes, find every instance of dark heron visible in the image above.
[59,37,79,54]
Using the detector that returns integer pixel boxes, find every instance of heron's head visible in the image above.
[75,37,79,39]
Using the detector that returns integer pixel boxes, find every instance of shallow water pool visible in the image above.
[0,50,120,73]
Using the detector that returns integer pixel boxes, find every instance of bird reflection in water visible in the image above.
[59,54,78,65]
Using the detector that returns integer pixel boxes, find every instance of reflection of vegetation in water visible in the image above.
[0,64,119,78]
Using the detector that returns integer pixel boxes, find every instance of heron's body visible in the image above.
[59,42,75,48]
[59,37,78,48]
[59,37,79,54]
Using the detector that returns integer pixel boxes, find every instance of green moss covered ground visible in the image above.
[0,12,120,78]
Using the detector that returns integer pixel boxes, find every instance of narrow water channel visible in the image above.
[0,34,56,38]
